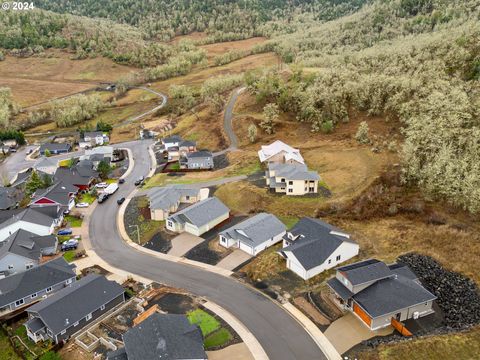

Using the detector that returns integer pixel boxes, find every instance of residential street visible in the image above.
[88,140,326,360]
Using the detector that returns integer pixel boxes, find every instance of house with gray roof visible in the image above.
[107,313,207,360]
[54,165,98,191]
[219,213,287,256]
[180,151,214,170]
[25,274,125,344]
[146,185,209,220]
[34,157,58,176]
[266,163,320,196]
[0,186,21,210]
[30,182,77,212]
[0,229,58,276]
[79,131,109,149]
[39,143,72,156]
[0,257,76,317]
[166,197,230,236]
[0,208,57,243]
[278,217,359,280]
[327,259,437,330]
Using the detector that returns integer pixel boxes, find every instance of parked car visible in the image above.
[61,239,78,251]
[119,178,125,184]
[75,202,89,208]
[97,193,109,203]
[58,228,73,236]
[117,197,126,205]
[134,176,145,186]
[96,182,108,188]
[10,148,17,153]
[26,149,33,155]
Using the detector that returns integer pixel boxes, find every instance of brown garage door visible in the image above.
[353,303,372,326]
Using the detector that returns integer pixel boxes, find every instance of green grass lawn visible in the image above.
[204,328,233,349]
[106,178,118,184]
[63,250,76,262]
[64,215,83,227]
[79,192,96,204]
[187,309,220,337]
[278,216,299,229]
[13,325,49,360]
[57,235,71,243]
[0,329,20,360]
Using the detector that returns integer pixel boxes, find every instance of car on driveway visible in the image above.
[61,239,78,251]
[117,197,126,205]
[134,176,144,186]
[58,228,73,236]
[96,182,108,188]
[75,202,89,208]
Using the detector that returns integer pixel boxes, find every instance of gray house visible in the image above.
[107,313,207,360]
[327,259,437,330]
[0,187,21,210]
[166,197,230,236]
[0,229,58,276]
[180,151,214,170]
[0,257,76,317]
[39,143,72,156]
[25,274,125,344]
[219,213,286,256]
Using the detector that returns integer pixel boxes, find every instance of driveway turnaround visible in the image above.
[168,233,205,257]
[88,140,327,360]
[217,249,252,271]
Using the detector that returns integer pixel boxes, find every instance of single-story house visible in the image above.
[180,151,214,170]
[107,313,207,360]
[39,143,72,156]
[25,274,125,344]
[166,197,230,236]
[258,140,304,165]
[266,163,320,196]
[79,131,109,149]
[278,217,359,280]
[161,135,183,150]
[0,229,58,276]
[219,213,287,256]
[0,257,76,316]
[0,187,22,210]
[327,259,437,330]
[54,165,98,191]
[147,185,209,221]
[30,182,77,211]
[33,157,59,176]
[0,208,57,242]
[81,146,114,164]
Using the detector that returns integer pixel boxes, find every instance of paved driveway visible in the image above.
[168,232,205,257]
[217,249,252,270]
[324,313,393,354]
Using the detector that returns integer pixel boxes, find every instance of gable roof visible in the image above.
[282,217,357,270]
[31,182,76,206]
[121,313,206,360]
[54,166,97,187]
[258,140,304,164]
[179,140,196,147]
[39,143,71,153]
[268,163,320,182]
[0,229,56,261]
[186,150,212,159]
[0,187,21,210]
[0,257,75,307]
[0,208,56,229]
[168,197,229,228]
[162,135,182,144]
[147,185,202,211]
[34,157,58,169]
[337,259,393,286]
[83,131,104,138]
[220,213,286,247]
[28,274,124,335]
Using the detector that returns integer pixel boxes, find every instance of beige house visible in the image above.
[258,140,304,165]
[266,163,320,196]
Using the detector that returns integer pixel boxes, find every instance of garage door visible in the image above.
[239,242,253,255]
[353,303,372,327]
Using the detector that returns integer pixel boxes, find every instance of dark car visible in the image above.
[97,193,109,203]
[61,239,78,251]
[58,228,73,236]
[134,176,145,186]
[119,178,125,184]
[117,197,126,205]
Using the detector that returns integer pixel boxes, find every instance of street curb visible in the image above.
[119,148,134,180]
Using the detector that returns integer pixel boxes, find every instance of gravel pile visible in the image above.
[398,253,480,329]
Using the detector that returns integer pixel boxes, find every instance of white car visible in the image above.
[96,182,108,188]
[75,202,89,208]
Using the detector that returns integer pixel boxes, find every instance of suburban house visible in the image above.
[258,140,304,165]
[219,213,287,256]
[0,187,22,210]
[10,168,33,189]
[147,185,209,221]
[179,140,197,156]
[327,259,437,331]
[25,274,125,344]
[0,208,57,242]
[161,135,183,150]
[79,131,109,149]
[81,146,114,165]
[166,197,230,236]
[278,217,359,280]
[107,313,207,360]
[180,151,214,170]
[54,165,98,191]
[34,157,59,176]
[39,143,72,156]
[30,182,77,211]
[0,257,76,317]
[266,163,320,196]
[0,229,58,276]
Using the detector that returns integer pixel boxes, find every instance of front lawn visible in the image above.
[0,329,20,360]
[204,328,233,349]
[78,192,96,204]
[57,235,71,243]
[187,309,220,337]
[64,215,83,227]
[63,250,76,262]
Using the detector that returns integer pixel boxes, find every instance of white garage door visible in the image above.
[239,242,253,255]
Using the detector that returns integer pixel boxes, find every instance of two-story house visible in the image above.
[266,163,320,196]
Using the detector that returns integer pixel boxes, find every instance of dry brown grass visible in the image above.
[199,37,267,61]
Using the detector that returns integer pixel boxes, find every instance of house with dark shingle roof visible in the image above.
[30,182,77,212]
[180,150,214,170]
[54,165,98,191]
[0,208,57,243]
[266,163,320,196]
[39,143,72,156]
[327,259,437,330]
[25,274,125,344]
[219,213,287,256]
[278,217,359,280]
[166,197,230,236]
[0,186,21,210]
[107,313,207,360]
[0,229,58,276]
[0,257,76,316]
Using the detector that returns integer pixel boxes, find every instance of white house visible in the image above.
[258,140,304,165]
[34,157,58,176]
[162,135,182,150]
[278,217,359,280]
[0,208,57,242]
[166,197,229,236]
[266,163,320,196]
[80,131,109,149]
[219,213,286,256]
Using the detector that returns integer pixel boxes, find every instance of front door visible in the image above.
[395,312,401,321]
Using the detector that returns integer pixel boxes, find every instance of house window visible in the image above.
[288,189,293,193]
[336,255,341,261]
[100,305,105,311]
[46,287,52,293]
[8,265,14,270]
[288,181,293,185]
[281,178,285,182]
[86,313,92,321]
[31,293,37,299]
[66,279,73,285]
[60,330,66,335]
[15,299,24,307]
[167,221,173,228]
[73,321,79,327]
[185,196,190,200]
[328,259,331,264]
[26,263,34,270]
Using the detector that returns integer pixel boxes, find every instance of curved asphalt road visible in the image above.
[89,140,325,360]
